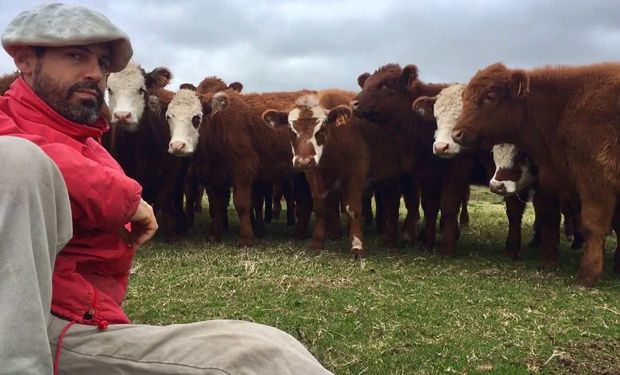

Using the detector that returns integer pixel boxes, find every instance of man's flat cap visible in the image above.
[2,3,133,72]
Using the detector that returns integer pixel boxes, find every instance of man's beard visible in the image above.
[32,68,104,125]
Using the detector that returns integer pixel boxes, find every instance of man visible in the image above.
[0,4,332,374]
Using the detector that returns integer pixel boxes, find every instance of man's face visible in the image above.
[30,43,112,125]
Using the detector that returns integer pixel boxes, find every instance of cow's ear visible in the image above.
[262,110,289,129]
[180,83,197,91]
[207,92,229,118]
[400,64,419,91]
[357,73,370,89]
[509,70,529,98]
[412,96,436,120]
[146,67,173,89]
[228,82,243,92]
[148,95,166,115]
[327,105,352,127]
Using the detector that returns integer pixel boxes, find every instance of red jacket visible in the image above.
[0,77,142,325]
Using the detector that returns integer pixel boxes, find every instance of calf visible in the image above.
[263,92,370,257]
[106,63,189,241]
[353,64,481,254]
[452,62,620,287]
[164,87,299,247]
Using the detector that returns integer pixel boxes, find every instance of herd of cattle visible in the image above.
[3,60,620,288]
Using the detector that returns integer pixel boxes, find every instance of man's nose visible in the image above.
[84,58,105,82]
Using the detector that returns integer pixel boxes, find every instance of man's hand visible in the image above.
[127,198,158,248]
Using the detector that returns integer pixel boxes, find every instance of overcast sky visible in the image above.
[1,1,619,92]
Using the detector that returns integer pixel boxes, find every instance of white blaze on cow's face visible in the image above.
[107,63,147,131]
[287,95,328,170]
[166,89,203,156]
[433,83,466,157]
[490,143,536,195]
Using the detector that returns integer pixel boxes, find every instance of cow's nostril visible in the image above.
[434,142,450,154]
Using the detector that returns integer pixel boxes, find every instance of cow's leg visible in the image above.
[564,199,585,249]
[377,179,400,247]
[362,186,374,228]
[326,193,343,241]
[206,186,227,242]
[374,186,385,235]
[282,178,296,226]
[232,180,255,248]
[251,182,266,238]
[306,171,327,251]
[529,201,542,248]
[438,182,466,257]
[272,182,283,220]
[173,160,189,237]
[504,193,526,259]
[401,174,420,246]
[460,186,471,227]
[344,176,366,259]
[532,190,561,269]
[420,187,440,251]
[612,206,620,275]
[293,173,311,239]
[263,183,273,224]
[576,188,616,287]
[184,170,198,229]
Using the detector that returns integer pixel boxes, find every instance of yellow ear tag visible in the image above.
[336,115,346,127]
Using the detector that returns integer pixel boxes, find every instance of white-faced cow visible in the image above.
[263,91,370,257]
[106,62,189,241]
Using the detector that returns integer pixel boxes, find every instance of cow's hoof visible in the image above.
[351,248,364,260]
[503,249,520,260]
[239,238,255,248]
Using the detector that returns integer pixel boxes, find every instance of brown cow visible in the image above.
[353,64,478,255]
[263,91,370,257]
[166,86,301,247]
[452,62,620,287]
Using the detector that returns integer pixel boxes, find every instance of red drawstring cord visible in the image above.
[53,320,76,375]
[53,289,110,374]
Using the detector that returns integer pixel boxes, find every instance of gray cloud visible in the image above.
[1,0,619,92]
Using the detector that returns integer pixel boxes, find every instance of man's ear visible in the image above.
[326,105,352,127]
[262,109,289,128]
[412,96,436,120]
[12,47,36,75]
[510,70,529,98]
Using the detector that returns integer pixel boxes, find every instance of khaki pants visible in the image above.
[0,136,332,375]
[49,316,332,374]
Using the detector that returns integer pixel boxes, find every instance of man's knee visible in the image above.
[0,136,60,190]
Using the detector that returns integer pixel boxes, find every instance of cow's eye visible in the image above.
[192,115,202,129]
[482,91,497,105]
[138,88,147,95]
[107,88,113,95]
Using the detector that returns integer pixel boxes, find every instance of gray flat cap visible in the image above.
[2,3,133,72]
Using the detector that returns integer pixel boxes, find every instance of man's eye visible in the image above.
[99,58,111,71]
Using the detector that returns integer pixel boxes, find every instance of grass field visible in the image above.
[124,187,620,374]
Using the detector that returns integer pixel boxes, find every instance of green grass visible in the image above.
[124,187,620,374]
